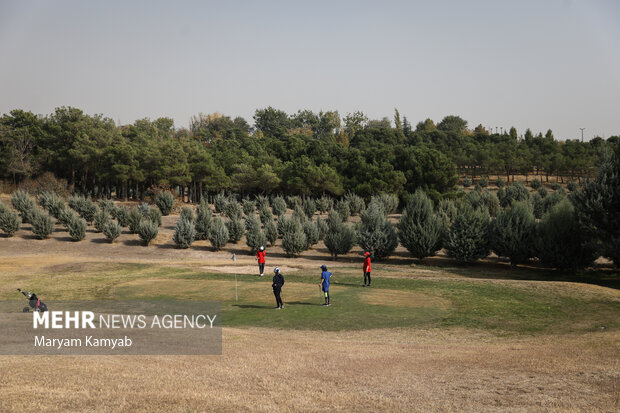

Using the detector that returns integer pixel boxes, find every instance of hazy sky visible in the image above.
[1,0,619,140]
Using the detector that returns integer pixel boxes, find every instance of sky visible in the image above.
[0,0,619,141]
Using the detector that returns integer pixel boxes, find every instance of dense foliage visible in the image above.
[3,107,608,203]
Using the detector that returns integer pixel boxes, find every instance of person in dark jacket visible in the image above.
[362,251,372,286]
[272,267,285,309]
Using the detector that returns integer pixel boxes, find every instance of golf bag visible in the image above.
[17,288,48,312]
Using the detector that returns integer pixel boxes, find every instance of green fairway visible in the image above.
[3,262,619,334]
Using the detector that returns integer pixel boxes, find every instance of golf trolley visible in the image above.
[17,288,48,312]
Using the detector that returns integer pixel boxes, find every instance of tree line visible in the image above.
[1,107,618,202]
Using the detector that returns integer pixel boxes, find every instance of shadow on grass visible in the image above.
[232,304,272,309]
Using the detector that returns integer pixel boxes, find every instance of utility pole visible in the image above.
[579,128,585,142]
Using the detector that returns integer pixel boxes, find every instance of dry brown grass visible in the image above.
[0,328,617,412]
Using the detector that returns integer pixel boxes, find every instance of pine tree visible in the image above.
[292,205,306,224]
[245,214,267,251]
[398,190,443,260]
[282,218,307,257]
[357,199,398,259]
[103,221,121,243]
[536,199,595,270]
[444,204,490,264]
[173,217,196,248]
[66,215,86,241]
[256,195,270,211]
[209,216,229,250]
[490,202,536,266]
[324,210,356,259]
[79,199,98,223]
[0,210,20,236]
[138,219,159,246]
[155,191,175,216]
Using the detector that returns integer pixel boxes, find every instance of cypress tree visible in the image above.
[127,208,143,234]
[195,200,212,240]
[335,199,350,222]
[31,210,55,239]
[227,217,245,243]
[245,214,267,252]
[224,200,243,221]
[271,196,286,217]
[113,205,130,227]
[398,190,443,260]
[173,217,196,248]
[324,210,356,259]
[282,218,307,257]
[259,205,273,226]
[155,191,174,216]
[67,215,86,241]
[242,199,256,216]
[573,145,620,265]
[536,199,595,270]
[303,198,316,218]
[344,192,365,216]
[444,204,490,264]
[316,196,333,213]
[11,189,36,223]
[0,210,20,236]
[209,216,229,250]
[146,206,162,227]
[214,193,228,214]
[490,201,536,266]
[180,206,196,223]
[264,219,278,246]
[138,219,159,246]
[103,221,121,243]
[94,208,111,233]
[357,199,398,259]
[303,220,319,249]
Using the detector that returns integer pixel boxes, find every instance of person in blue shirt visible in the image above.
[319,264,333,306]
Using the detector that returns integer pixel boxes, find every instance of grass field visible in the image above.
[0,210,619,411]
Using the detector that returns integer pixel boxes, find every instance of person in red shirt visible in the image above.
[256,246,266,276]
[363,251,371,286]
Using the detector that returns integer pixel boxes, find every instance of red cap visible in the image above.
[364,252,370,256]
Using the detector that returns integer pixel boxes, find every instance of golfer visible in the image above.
[363,251,371,287]
[319,264,333,306]
[272,267,285,309]
[256,246,266,276]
